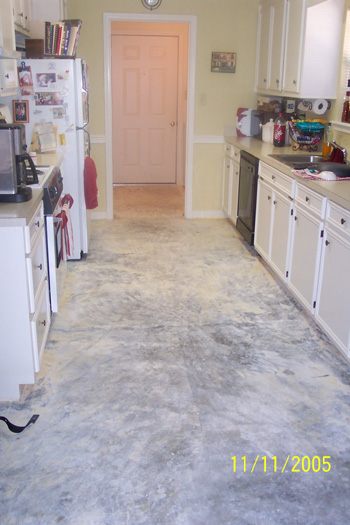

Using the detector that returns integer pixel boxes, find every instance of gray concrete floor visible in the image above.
[1,187,350,524]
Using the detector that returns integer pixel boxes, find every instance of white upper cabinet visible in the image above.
[282,0,306,94]
[0,0,18,57]
[256,3,272,92]
[13,0,31,34]
[269,0,287,93]
[30,0,67,22]
[255,0,345,99]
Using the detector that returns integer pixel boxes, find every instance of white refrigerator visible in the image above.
[20,58,89,260]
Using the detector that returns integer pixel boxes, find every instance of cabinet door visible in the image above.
[316,230,350,357]
[269,190,293,281]
[255,179,272,260]
[282,0,306,93]
[0,58,18,96]
[229,159,240,225]
[0,0,16,54]
[222,157,232,217]
[256,2,272,91]
[269,0,286,93]
[288,205,323,312]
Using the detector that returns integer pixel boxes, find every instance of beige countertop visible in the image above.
[0,189,43,227]
[225,136,350,211]
[0,153,62,225]
[36,152,64,168]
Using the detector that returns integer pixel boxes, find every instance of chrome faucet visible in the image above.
[332,140,347,163]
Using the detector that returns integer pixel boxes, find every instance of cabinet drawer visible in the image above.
[259,162,295,197]
[326,201,350,239]
[295,184,326,219]
[26,229,47,313]
[224,142,240,160]
[31,281,51,373]
[25,202,44,254]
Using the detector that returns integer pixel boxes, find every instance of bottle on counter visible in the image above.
[322,123,332,158]
[341,79,350,123]
[273,112,286,147]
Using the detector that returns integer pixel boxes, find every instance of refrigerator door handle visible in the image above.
[85,128,91,157]
[76,126,91,157]
[82,89,89,128]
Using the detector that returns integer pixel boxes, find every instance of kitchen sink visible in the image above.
[268,154,350,178]
[268,153,327,166]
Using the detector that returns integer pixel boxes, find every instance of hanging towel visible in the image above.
[84,156,99,209]
[57,194,74,261]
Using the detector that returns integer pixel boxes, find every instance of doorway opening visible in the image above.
[103,13,197,220]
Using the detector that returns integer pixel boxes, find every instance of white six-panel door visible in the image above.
[112,34,179,184]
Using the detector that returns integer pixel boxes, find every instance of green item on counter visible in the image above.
[296,122,324,131]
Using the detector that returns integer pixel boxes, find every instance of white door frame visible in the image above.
[103,13,197,219]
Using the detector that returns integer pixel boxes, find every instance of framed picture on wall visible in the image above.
[12,100,29,123]
[211,52,236,73]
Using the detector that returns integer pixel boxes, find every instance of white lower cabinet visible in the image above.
[0,199,51,400]
[315,202,350,357]
[288,184,326,313]
[255,164,350,359]
[222,143,240,222]
[255,162,295,282]
[229,158,240,225]
[222,156,232,217]
[255,179,272,260]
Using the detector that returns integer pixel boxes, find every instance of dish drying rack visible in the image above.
[287,121,324,152]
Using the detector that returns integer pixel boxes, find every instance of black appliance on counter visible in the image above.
[236,150,259,246]
[0,123,38,203]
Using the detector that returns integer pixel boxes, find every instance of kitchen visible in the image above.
[1,0,350,522]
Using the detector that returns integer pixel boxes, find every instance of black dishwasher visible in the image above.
[236,150,259,246]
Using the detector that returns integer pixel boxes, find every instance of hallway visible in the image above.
[1,190,350,524]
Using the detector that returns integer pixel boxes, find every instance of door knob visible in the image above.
[170,121,176,127]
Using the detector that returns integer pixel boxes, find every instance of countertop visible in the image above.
[225,136,350,211]
[0,189,43,227]
[0,153,63,226]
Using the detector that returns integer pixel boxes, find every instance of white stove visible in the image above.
[27,165,66,313]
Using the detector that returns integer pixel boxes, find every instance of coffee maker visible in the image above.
[0,123,37,203]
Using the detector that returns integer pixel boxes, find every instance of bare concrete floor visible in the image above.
[1,186,350,524]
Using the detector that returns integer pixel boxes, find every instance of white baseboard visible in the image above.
[90,211,109,220]
[191,210,226,219]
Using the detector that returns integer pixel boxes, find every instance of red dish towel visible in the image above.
[84,156,99,210]
[328,147,345,163]
[56,194,74,261]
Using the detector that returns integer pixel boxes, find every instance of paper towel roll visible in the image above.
[312,99,328,115]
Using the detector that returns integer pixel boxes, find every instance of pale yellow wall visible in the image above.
[68,0,260,214]
[193,144,223,212]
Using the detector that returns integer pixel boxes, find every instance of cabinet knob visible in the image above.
[37,263,43,270]
[294,216,298,221]
[341,218,346,225]
[293,80,297,85]
[271,175,276,181]
[305,197,310,203]
[273,200,277,205]
[325,240,330,246]
[35,220,40,227]
[264,78,266,83]
[276,79,279,84]
[267,195,271,201]
[41,320,46,327]
[5,74,9,79]
[170,121,176,127]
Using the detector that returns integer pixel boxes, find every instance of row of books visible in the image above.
[30,19,82,57]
